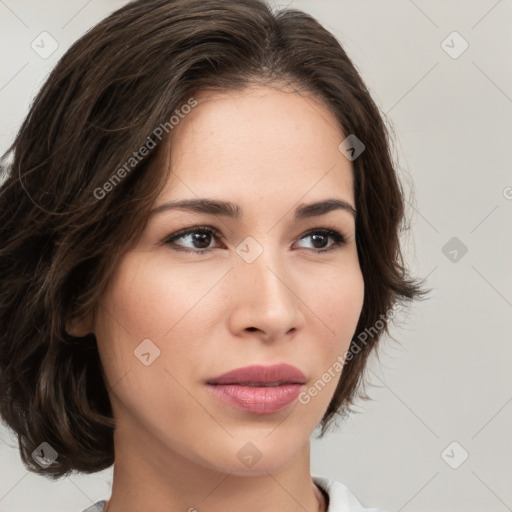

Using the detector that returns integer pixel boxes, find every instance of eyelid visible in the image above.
[161,225,224,251]
[161,224,348,253]
[163,225,222,242]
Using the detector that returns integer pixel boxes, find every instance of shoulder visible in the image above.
[81,500,107,512]
[313,475,386,512]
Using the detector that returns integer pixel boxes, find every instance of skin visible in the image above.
[71,84,364,512]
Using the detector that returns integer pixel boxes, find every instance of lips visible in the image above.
[206,364,307,414]
[206,363,307,386]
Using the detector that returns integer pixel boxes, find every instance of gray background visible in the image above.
[1,1,511,511]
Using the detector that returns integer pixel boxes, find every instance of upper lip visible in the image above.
[206,364,307,386]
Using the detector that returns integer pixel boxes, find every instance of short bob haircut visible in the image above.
[0,0,428,479]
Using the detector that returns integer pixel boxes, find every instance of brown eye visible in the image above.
[162,226,346,255]
[295,229,346,253]
[163,226,222,253]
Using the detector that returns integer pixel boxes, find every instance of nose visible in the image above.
[226,244,305,342]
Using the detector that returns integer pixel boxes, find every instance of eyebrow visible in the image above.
[150,198,356,219]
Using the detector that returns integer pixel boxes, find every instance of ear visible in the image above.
[66,312,94,338]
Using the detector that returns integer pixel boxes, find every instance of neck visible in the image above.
[104,419,326,512]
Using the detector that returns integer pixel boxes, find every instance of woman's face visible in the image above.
[92,85,364,475]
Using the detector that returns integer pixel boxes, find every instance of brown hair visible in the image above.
[0,0,428,478]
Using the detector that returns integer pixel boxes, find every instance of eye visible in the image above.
[295,228,346,253]
[162,225,222,253]
[161,226,347,254]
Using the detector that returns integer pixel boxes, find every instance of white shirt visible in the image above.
[81,475,385,512]
[312,475,385,511]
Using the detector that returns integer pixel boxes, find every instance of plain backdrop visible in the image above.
[1,1,511,511]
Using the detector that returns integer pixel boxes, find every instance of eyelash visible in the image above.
[161,225,347,254]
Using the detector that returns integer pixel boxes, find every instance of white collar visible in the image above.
[313,475,385,512]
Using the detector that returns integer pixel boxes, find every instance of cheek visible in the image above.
[93,251,228,386]
[98,251,225,341]
[310,261,365,348]
[296,266,364,410]
[93,253,214,430]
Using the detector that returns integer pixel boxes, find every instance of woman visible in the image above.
[0,1,428,511]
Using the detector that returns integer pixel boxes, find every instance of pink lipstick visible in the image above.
[206,364,306,414]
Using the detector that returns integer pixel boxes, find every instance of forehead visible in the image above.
[158,85,354,206]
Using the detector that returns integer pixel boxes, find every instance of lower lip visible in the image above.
[206,383,303,414]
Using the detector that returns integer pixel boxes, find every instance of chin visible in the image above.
[195,432,308,476]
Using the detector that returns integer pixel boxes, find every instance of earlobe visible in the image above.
[65,313,94,338]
